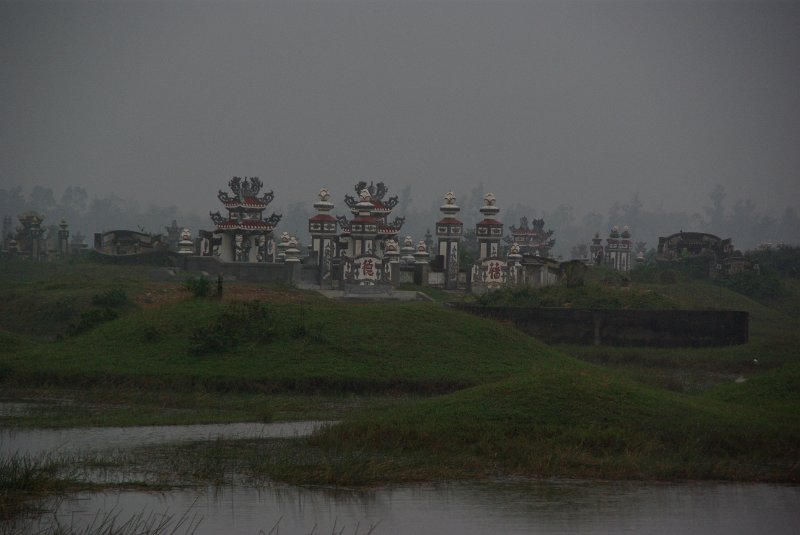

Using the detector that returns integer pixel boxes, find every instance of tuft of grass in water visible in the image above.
[5,503,203,535]
[0,453,70,521]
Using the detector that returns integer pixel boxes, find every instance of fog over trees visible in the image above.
[2,183,797,258]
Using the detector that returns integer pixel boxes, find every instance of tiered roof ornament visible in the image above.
[208,176,282,262]
[337,181,405,257]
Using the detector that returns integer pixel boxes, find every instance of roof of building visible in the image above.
[215,219,275,231]
[221,196,268,209]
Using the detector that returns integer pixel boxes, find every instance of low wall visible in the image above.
[183,256,299,284]
[452,305,748,347]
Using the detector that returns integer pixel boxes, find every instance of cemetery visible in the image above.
[0,177,761,349]
[0,192,798,529]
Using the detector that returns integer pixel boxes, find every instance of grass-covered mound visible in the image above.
[1,298,553,394]
[705,363,800,417]
[300,357,799,483]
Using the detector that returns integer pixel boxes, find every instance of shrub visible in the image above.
[188,300,276,355]
[185,276,211,298]
[91,287,129,308]
[715,270,783,300]
[66,307,119,336]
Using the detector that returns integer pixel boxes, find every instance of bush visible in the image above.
[66,307,119,336]
[185,276,212,298]
[715,270,783,300]
[91,287,129,308]
[189,300,276,355]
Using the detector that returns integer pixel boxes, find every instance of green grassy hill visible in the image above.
[304,357,798,482]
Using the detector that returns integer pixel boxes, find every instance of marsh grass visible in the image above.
[0,453,74,521]
[4,501,203,535]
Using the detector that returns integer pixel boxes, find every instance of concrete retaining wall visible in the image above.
[452,305,748,347]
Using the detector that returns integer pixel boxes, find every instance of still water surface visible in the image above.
[37,479,800,535]
[4,418,799,534]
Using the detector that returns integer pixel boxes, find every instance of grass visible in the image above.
[291,357,800,484]
[1,298,553,394]
[0,387,413,428]
[0,257,798,515]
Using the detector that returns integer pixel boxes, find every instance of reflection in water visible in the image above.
[0,421,327,457]
[30,479,800,535]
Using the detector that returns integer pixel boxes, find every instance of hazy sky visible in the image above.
[2,0,798,218]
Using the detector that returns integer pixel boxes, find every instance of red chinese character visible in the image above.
[489,262,502,280]
[363,259,374,277]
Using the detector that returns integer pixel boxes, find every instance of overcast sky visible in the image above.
[1,0,798,219]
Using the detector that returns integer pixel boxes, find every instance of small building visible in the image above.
[336,181,405,259]
[504,216,555,257]
[656,231,747,275]
[335,181,405,292]
[605,225,633,272]
[94,229,166,255]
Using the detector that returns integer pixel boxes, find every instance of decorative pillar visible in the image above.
[348,188,379,257]
[277,231,290,262]
[29,216,43,260]
[401,235,416,265]
[476,193,503,260]
[590,232,604,265]
[436,192,463,289]
[57,219,70,257]
[507,242,523,284]
[308,188,338,281]
[178,228,194,254]
[284,236,301,263]
[384,238,401,284]
[414,241,429,264]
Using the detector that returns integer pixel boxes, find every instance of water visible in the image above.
[4,419,799,534]
[0,420,326,457]
[28,479,800,534]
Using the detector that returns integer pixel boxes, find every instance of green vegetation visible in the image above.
[477,282,678,309]
[0,257,798,519]
[184,275,212,298]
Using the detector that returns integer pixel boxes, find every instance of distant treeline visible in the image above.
[1,183,798,256]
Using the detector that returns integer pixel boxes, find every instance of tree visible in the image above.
[29,186,56,214]
[0,186,27,219]
[703,184,726,231]
[60,186,88,215]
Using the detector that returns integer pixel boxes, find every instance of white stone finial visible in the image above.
[359,188,372,202]
[280,231,290,243]
[385,238,398,252]
[444,191,456,205]
[318,187,330,202]
[483,192,496,206]
[403,235,414,247]
[417,240,427,252]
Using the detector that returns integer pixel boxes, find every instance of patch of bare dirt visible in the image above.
[133,282,311,308]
